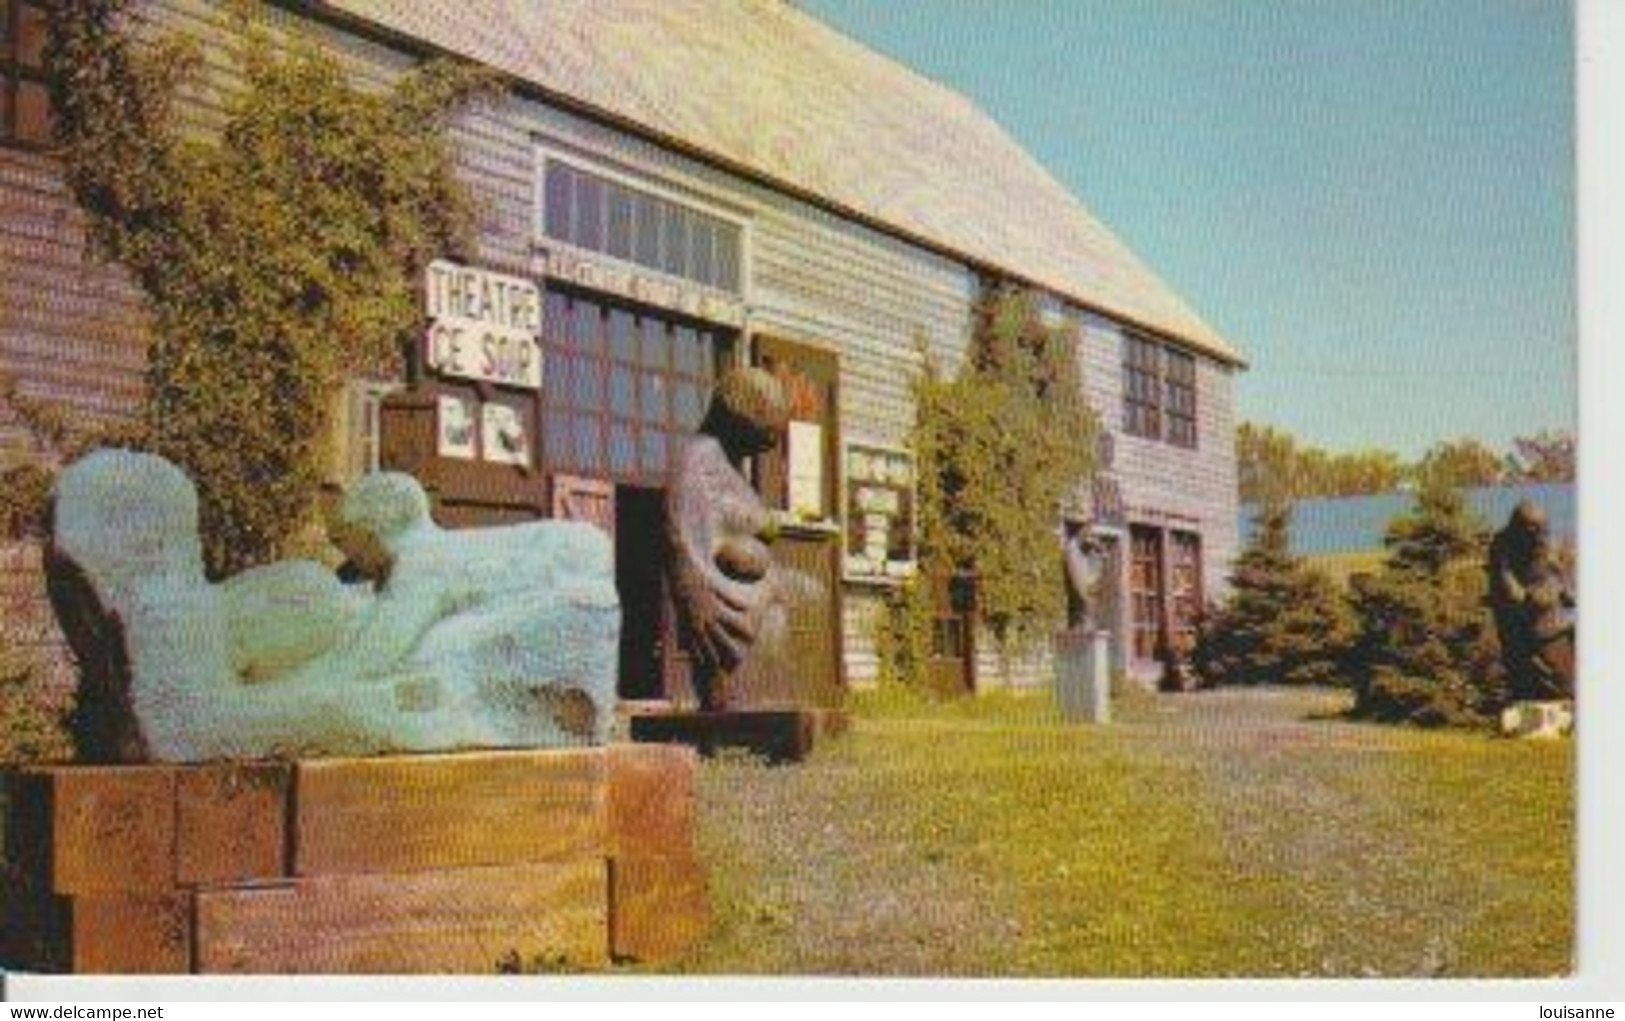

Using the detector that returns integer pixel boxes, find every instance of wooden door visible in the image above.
[927,568,977,696]
[1130,525,1163,664]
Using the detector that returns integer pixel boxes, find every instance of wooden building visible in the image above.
[0,0,1244,703]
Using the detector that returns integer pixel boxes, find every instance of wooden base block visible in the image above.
[195,860,609,974]
[608,744,695,857]
[293,750,608,876]
[66,895,191,974]
[610,856,709,965]
[7,767,177,894]
[177,763,291,886]
[630,709,840,763]
[5,747,708,974]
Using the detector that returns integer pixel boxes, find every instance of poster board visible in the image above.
[842,439,918,584]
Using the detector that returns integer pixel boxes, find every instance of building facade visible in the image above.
[0,0,1242,701]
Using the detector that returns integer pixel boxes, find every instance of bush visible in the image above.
[1191,500,1356,688]
[910,287,1098,657]
[1348,477,1500,726]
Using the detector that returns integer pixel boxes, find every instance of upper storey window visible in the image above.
[1122,330,1199,450]
[542,159,743,294]
[1,0,53,149]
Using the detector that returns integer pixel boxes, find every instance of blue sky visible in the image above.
[801,0,1575,459]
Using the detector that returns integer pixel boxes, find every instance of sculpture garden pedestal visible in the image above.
[0,745,707,974]
[1499,700,1574,739]
[1054,629,1111,724]
[628,707,850,765]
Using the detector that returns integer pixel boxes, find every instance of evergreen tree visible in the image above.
[1191,498,1355,688]
[1348,475,1500,726]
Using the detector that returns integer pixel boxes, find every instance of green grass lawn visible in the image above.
[672,686,1573,978]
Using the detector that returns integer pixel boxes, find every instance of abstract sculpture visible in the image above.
[48,450,619,762]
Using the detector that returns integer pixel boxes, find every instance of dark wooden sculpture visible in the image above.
[1487,499,1575,703]
[665,368,791,711]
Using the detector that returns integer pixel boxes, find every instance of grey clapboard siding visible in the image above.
[0,0,1238,699]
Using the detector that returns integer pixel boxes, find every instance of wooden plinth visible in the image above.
[629,708,849,764]
[0,744,707,974]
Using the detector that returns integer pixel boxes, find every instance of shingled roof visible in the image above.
[319,0,1243,364]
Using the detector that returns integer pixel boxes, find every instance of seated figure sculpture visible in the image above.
[665,367,809,711]
[48,450,618,763]
[1487,499,1575,703]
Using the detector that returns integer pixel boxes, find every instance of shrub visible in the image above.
[1348,476,1500,726]
[910,287,1098,658]
[1191,499,1355,688]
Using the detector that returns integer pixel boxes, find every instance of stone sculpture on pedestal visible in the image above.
[48,450,619,762]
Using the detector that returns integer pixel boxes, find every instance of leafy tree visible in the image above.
[1348,475,1499,726]
[1415,437,1506,490]
[1506,430,1576,483]
[909,286,1098,658]
[1191,497,1355,688]
[45,2,492,576]
[1237,422,1406,502]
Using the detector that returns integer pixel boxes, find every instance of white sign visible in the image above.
[538,246,747,329]
[787,421,826,520]
[481,402,531,467]
[424,261,544,390]
[436,394,476,460]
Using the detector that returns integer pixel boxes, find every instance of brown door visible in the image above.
[1130,525,1163,664]
[730,334,844,707]
[926,569,977,695]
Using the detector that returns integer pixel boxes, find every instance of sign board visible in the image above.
[538,245,746,329]
[787,421,826,520]
[842,440,917,583]
[424,260,544,389]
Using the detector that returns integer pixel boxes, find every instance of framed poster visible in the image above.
[481,401,532,467]
[436,394,477,460]
[842,439,917,584]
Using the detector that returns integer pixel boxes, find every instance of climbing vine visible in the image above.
[877,286,1099,686]
[44,1,495,576]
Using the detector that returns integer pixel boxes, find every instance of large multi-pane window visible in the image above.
[1122,331,1199,449]
[542,160,743,293]
[1,0,52,148]
[541,288,731,485]
[1164,349,1198,448]
[1122,333,1163,440]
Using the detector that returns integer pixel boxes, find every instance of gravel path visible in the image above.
[1119,687,1490,976]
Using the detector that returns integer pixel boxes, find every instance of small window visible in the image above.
[2,0,53,149]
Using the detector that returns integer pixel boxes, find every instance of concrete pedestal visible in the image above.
[0,745,708,973]
[1055,629,1112,724]
[1500,700,1574,739]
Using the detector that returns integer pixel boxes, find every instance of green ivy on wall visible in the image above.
[877,286,1099,689]
[44,0,496,576]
